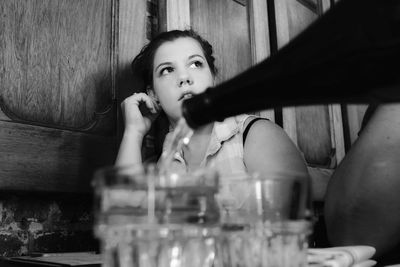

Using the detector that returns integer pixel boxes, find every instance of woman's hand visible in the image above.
[121,92,160,137]
[116,92,160,167]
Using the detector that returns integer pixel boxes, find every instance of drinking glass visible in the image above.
[93,165,222,267]
[218,171,312,267]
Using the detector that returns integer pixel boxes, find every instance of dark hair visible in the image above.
[131,29,218,90]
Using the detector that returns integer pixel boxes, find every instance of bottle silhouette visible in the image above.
[182,0,400,128]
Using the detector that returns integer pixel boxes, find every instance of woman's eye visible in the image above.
[160,67,173,76]
[190,61,203,68]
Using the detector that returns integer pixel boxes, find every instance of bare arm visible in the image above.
[115,93,159,167]
[243,119,308,178]
[324,104,400,259]
[115,127,145,167]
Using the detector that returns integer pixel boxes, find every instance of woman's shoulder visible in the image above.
[232,114,278,134]
[229,114,268,131]
[240,115,292,144]
[216,114,255,132]
[216,114,280,141]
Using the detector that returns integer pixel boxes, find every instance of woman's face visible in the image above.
[152,37,215,124]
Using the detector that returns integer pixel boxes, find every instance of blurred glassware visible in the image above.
[92,164,222,267]
[219,220,311,267]
[217,171,312,267]
[218,171,311,225]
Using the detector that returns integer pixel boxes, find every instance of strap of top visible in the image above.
[243,118,269,145]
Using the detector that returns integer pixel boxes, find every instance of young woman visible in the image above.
[116,29,307,184]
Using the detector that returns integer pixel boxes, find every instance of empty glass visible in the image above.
[218,171,312,267]
[93,165,222,267]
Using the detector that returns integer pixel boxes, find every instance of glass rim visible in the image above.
[92,164,220,189]
[219,170,309,183]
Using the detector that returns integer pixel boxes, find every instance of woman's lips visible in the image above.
[179,93,193,101]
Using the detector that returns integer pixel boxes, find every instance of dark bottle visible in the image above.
[182,0,400,129]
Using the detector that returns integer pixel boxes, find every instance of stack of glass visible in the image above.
[93,166,312,267]
[93,165,221,267]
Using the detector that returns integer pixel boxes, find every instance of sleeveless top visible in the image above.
[162,114,258,185]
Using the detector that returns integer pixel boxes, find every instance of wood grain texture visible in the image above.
[166,0,191,30]
[296,106,332,166]
[118,0,147,70]
[283,107,298,146]
[274,0,291,49]
[0,0,144,192]
[0,121,116,192]
[287,0,318,40]
[248,0,270,64]
[190,0,252,84]
[0,0,113,131]
[116,0,147,102]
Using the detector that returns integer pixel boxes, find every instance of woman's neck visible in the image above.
[182,122,214,169]
[168,117,214,148]
[189,123,213,142]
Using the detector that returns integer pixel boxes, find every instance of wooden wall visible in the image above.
[0,0,148,192]
[0,0,151,257]
[1,0,112,130]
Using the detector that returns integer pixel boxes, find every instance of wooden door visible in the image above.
[0,0,148,192]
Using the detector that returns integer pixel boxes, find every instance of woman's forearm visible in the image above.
[115,130,144,167]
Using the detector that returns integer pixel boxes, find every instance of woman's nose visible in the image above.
[177,71,193,87]
[178,78,193,87]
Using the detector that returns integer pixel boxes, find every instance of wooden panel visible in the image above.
[0,121,116,192]
[116,0,147,101]
[274,0,319,49]
[0,0,112,132]
[296,106,332,166]
[0,0,148,192]
[286,0,319,40]
[190,0,252,84]
[166,0,190,30]
[248,0,270,65]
